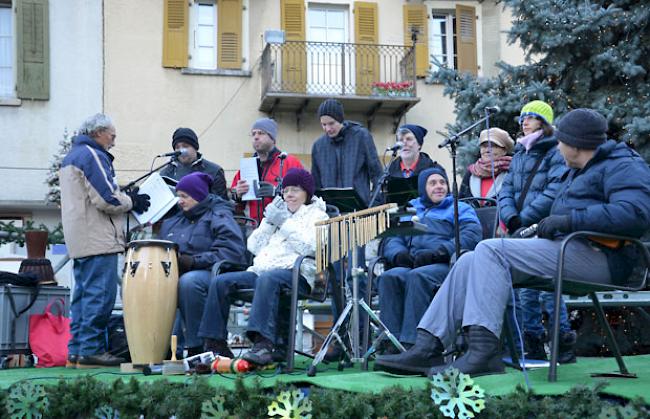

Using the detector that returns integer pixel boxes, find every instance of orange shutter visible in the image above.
[403,4,428,77]
[354,1,378,95]
[280,0,306,92]
[162,0,188,68]
[218,0,242,69]
[456,5,478,75]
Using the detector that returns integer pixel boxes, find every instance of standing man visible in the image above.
[231,118,303,224]
[60,113,151,368]
[311,99,382,207]
[160,127,228,199]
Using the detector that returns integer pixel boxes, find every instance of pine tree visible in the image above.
[427,0,650,171]
[45,129,73,206]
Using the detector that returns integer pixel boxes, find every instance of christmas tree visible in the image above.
[45,128,73,206]
[428,0,650,171]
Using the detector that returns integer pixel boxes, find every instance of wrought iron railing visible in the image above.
[261,41,416,98]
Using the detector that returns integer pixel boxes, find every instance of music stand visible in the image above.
[385,177,419,206]
[316,188,366,213]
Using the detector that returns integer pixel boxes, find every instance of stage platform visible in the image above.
[1,355,649,402]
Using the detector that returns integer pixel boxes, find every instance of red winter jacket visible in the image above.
[231,149,304,224]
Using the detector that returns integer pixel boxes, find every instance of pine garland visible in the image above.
[0,221,65,246]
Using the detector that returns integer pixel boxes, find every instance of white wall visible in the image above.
[0,0,103,207]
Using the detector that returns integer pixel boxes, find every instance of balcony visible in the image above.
[260,41,420,131]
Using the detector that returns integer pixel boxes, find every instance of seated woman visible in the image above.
[196,168,328,366]
[459,127,514,205]
[387,124,439,178]
[377,167,482,353]
[158,172,247,356]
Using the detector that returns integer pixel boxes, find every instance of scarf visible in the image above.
[468,155,512,178]
[517,130,544,152]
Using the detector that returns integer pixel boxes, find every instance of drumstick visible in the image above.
[171,335,177,361]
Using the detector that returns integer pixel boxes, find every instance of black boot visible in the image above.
[557,330,577,364]
[523,331,547,361]
[242,334,274,367]
[428,326,504,378]
[375,330,445,375]
[204,338,234,359]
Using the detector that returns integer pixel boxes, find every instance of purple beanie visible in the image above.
[283,168,315,201]
[176,172,213,202]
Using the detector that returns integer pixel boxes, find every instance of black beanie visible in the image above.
[172,127,199,150]
[317,99,345,123]
[555,109,607,150]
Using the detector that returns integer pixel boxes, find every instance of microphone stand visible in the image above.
[438,112,495,257]
[368,148,400,208]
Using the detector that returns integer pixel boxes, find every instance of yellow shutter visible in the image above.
[281,0,306,92]
[456,5,477,75]
[162,0,188,68]
[218,0,242,69]
[354,1,378,95]
[403,4,428,77]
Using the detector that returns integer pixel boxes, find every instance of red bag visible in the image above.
[29,298,71,367]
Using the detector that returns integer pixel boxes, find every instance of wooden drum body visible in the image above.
[122,240,179,364]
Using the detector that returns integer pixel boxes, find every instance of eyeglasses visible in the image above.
[250,130,268,137]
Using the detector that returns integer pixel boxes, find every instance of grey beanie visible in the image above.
[252,118,278,142]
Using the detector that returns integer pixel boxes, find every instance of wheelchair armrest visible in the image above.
[211,260,249,276]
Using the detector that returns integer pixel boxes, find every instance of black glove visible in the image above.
[506,216,522,235]
[392,251,414,268]
[414,248,451,267]
[537,215,571,240]
[128,187,151,214]
[178,253,194,273]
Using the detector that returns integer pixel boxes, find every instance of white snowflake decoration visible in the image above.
[430,367,485,419]
[267,389,312,419]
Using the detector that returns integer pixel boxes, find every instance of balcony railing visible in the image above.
[261,41,417,98]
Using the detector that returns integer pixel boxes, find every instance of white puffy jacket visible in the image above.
[246,196,328,289]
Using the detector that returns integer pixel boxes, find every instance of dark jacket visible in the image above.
[382,195,482,263]
[158,195,246,270]
[499,136,568,227]
[160,153,228,199]
[311,121,382,207]
[550,140,650,282]
[387,152,439,178]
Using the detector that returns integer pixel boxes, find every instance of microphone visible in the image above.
[278,152,288,160]
[485,106,500,114]
[518,224,538,238]
[386,141,404,152]
[157,148,188,158]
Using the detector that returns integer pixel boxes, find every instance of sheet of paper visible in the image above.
[239,157,259,201]
[131,173,179,225]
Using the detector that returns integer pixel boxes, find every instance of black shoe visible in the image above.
[204,339,234,359]
[428,326,504,378]
[271,345,287,362]
[77,352,124,368]
[242,341,274,367]
[523,332,547,361]
[375,339,405,356]
[186,346,203,357]
[65,354,78,369]
[375,330,445,375]
[557,331,577,364]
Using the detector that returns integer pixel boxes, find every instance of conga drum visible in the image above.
[122,240,179,364]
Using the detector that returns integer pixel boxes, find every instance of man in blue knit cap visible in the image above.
[387,124,440,178]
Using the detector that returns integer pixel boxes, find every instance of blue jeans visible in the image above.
[198,269,309,344]
[177,270,213,348]
[519,288,571,337]
[378,264,449,344]
[68,254,118,356]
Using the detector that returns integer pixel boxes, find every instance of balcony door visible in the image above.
[307,5,350,95]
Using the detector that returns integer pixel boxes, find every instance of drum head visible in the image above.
[127,239,178,251]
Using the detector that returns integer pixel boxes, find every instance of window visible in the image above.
[162,0,244,71]
[0,1,14,97]
[429,13,457,70]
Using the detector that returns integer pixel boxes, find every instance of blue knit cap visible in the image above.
[417,166,449,205]
[399,124,428,146]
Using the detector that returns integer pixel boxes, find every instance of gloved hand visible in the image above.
[127,187,151,214]
[392,251,414,268]
[537,215,571,239]
[178,253,194,273]
[506,216,522,235]
[511,225,538,239]
[264,196,289,226]
[414,248,450,267]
